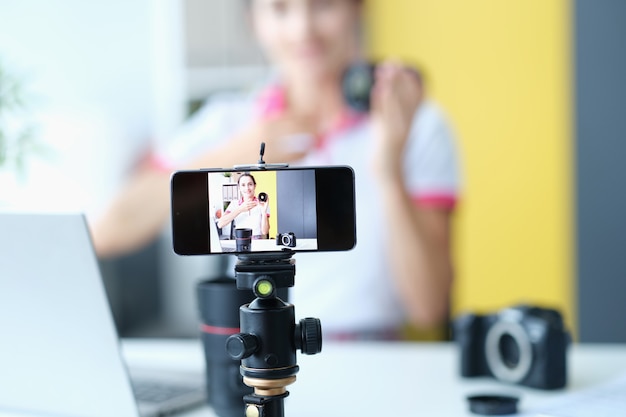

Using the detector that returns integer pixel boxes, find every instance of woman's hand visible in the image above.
[232,112,317,164]
[370,61,424,180]
[259,197,269,214]
[238,200,258,213]
[368,61,453,328]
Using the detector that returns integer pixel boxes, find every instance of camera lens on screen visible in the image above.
[235,228,252,252]
[258,192,268,202]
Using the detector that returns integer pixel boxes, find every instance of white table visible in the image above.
[121,339,626,417]
[216,238,318,252]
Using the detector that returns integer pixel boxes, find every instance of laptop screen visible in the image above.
[0,212,139,417]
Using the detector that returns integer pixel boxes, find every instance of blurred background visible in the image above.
[1,0,624,342]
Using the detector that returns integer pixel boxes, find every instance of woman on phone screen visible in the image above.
[218,173,270,239]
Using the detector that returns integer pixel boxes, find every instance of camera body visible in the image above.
[341,61,423,113]
[277,232,296,248]
[453,305,569,390]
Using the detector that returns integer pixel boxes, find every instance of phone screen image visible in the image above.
[208,169,317,253]
[171,166,355,255]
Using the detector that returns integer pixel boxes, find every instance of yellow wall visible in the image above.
[251,171,278,238]
[366,1,575,331]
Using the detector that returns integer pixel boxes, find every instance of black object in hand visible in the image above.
[341,61,424,113]
[342,62,376,113]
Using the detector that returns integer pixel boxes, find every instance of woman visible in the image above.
[218,173,270,238]
[91,0,460,339]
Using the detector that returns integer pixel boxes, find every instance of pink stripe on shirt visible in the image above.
[412,193,458,210]
[257,84,288,118]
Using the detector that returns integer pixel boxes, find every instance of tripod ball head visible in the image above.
[228,252,322,417]
[226,298,322,375]
[226,317,322,362]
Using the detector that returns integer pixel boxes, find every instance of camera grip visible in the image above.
[453,314,486,377]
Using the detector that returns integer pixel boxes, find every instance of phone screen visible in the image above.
[171,166,356,255]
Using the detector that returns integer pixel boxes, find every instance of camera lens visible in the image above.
[235,228,253,252]
[342,62,376,112]
[258,192,267,202]
[281,235,290,246]
[499,333,521,369]
[484,321,533,384]
[197,279,255,417]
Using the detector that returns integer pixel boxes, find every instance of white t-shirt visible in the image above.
[224,197,269,237]
[157,85,461,337]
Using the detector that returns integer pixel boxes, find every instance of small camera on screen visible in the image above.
[277,232,296,248]
[453,305,570,390]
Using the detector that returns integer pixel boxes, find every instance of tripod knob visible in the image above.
[296,317,322,355]
[226,333,259,360]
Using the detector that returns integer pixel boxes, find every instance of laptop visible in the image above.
[0,212,206,417]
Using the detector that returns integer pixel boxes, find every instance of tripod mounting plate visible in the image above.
[235,253,296,295]
[236,251,294,263]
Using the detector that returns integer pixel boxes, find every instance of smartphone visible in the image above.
[171,166,356,255]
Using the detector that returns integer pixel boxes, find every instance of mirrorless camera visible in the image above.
[341,61,423,112]
[277,232,296,248]
[453,305,569,390]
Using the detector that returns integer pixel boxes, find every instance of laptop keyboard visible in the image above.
[133,380,203,404]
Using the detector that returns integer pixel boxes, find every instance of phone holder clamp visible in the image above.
[233,142,289,171]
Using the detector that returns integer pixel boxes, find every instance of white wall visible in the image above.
[0,0,266,337]
[0,0,219,336]
[184,0,268,100]
[0,0,185,216]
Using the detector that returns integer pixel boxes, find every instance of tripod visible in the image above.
[225,252,322,417]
